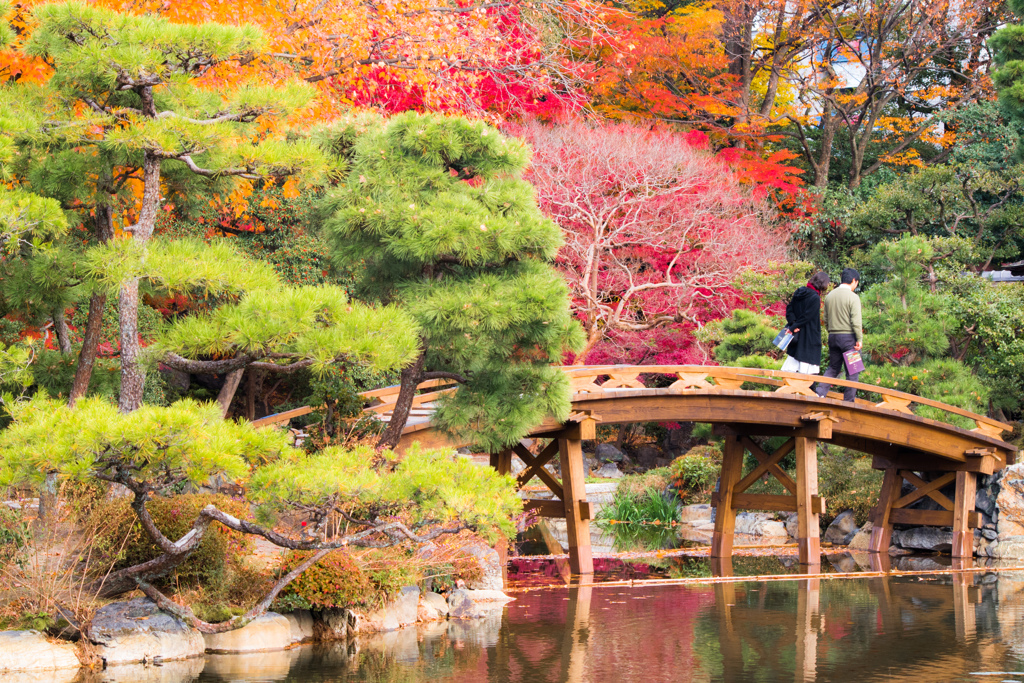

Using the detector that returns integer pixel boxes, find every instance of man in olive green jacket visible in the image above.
[814,268,862,402]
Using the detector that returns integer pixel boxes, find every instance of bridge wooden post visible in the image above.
[711,434,744,559]
[952,471,977,559]
[869,467,901,554]
[795,436,820,566]
[559,423,594,575]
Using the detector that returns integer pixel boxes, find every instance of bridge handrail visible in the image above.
[560,365,1011,437]
[252,364,1010,438]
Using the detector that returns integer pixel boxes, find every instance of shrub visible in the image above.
[91,493,253,588]
[0,505,28,567]
[668,446,722,503]
[275,547,422,612]
[818,446,882,527]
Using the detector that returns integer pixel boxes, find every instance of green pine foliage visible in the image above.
[991,0,1024,123]
[318,112,583,451]
[862,236,953,365]
[706,309,786,366]
[158,284,420,376]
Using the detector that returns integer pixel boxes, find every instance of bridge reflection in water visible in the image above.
[491,561,1020,683]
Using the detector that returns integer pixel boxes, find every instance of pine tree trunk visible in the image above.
[377,350,426,450]
[69,195,117,407]
[52,309,72,355]
[217,367,246,418]
[117,154,161,414]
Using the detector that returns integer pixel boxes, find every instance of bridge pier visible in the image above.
[712,426,825,566]
[501,415,598,576]
[868,463,984,558]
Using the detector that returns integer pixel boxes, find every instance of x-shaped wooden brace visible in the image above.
[893,471,956,511]
[735,437,797,495]
[514,441,564,500]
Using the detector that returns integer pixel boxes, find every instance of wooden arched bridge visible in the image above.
[254,365,1018,575]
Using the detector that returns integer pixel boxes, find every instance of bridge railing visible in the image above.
[560,365,1010,438]
[252,364,1011,439]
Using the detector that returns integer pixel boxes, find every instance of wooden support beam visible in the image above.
[711,492,824,514]
[893,471,956,511]
[953,471,978,559]
[869,468,901,554]
[871,453,998,476]
[523,499,591,520]
[711,435,745,559]
[490,448,513,475]
[795,436,820,566]
[800,411,836,439]
[558,434,593,575]
[889,508,981,528]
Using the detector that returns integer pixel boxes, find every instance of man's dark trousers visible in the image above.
[814,333,859,402]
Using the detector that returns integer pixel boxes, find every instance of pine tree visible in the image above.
[318,112,583,452]
[19,2,325,412]
[862,236,953,365]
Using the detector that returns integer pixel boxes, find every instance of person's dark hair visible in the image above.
[809,271,830,291]
[840,268,860,285]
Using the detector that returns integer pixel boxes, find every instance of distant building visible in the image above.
[982,261,1024,284]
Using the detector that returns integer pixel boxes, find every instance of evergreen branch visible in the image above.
[421,371,468,383]
[162,351,258,374]
[155,108,272,126]
[171,154,261,180]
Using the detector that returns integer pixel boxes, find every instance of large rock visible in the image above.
[678,504,713,524]
[595,463,623,479]
[315,608,351,641]
[422,592,449,617]
[203,613,293,653]
[447,589,514,619]
[459,545,504,591]
[635,445,662,470]
[823,511,859,545]
[284,610,314,644]
[89,598,204,665]
[895,527,953,552]
[734,512,787,537]
[0,630,80,673]
[595,443,625,462]
[847,522,874,550]
[350,586,420,634]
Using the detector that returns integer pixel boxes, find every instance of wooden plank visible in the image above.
[711,435,745,559]
[795,436,820,565]
[895,471,956,511]
[711,492,825,514]
[524,499,592,520]
[559,435,593,574]
[953,471,977,559]
[251,405,316,427]
[869,468,901,553]
[889,508,982,528]
[737,437,797,494]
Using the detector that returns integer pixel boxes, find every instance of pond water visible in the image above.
[87,560,1024,683]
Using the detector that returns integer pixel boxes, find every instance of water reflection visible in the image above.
[73,564,1024,683]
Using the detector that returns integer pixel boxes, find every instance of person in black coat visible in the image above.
[782,271,830,375]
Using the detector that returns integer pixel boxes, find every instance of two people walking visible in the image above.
[783,268,862,401]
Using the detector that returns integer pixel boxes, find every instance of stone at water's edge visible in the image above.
[447,589,514,619]
[678,504,712,524]
[315,608,350,641]
[422,591,449,617]
[203,614,295,654]
[734,512,788,537]
[90,598,205,665]
[895,527,953,552]
[349,585,420,634]
[823,511,860,545]
[847,522,873,550]
[99,655,207,682]
[0,630,80,673]
[285,610,315,644]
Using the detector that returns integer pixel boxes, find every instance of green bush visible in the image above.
[0,505,28,567]
[817,446,882,527]
[668,447,722,503]
[91,493,253,588]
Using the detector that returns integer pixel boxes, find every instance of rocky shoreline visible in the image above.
[0,588,514,678]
